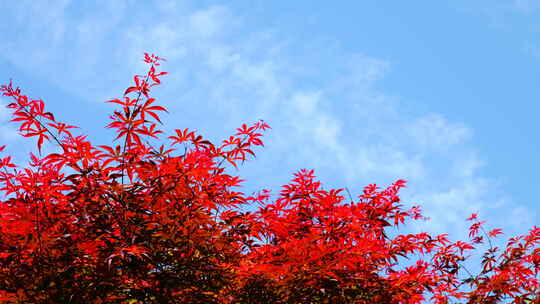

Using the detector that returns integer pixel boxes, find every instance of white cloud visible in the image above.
[407,113,472,151]
[189,6,230,38]
[345,53,390,87]
[291,91,321,115]
[0,101,17,141]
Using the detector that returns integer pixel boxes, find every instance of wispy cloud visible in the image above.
[0,103,18,142]
[407,114,472,152]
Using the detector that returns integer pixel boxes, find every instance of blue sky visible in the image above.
[1,0,538,240]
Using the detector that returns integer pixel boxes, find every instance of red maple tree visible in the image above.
[0,54,538,303]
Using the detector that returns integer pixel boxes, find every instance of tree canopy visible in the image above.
[0,54,538,303]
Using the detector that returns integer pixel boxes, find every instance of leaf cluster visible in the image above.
[0,54,538,303]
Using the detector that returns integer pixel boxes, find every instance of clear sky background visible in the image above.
[1,0,538,240]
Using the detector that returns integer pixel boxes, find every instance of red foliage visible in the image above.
[0,54,538,303]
